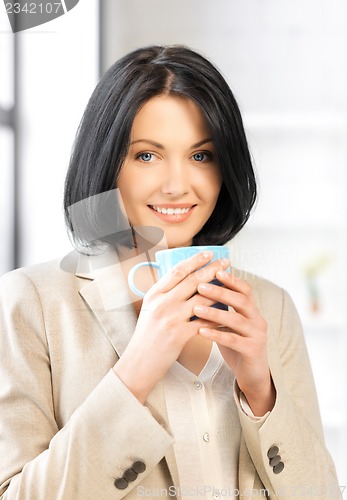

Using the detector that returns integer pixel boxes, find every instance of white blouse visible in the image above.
[163,342,242,499]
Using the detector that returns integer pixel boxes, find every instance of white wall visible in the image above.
[9,0,99,267]
[0,10,15,274]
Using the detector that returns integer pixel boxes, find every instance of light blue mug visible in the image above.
[128,245,230,314]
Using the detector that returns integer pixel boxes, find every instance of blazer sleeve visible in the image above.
[233,283,342,499]
[0,270,173,499]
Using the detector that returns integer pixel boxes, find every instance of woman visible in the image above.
[0,46,341,499]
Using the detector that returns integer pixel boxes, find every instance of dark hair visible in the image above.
[64,45,256,248]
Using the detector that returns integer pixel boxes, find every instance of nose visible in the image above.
[161,160,190,197]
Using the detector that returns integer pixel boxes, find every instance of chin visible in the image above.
[164,228,201,249]
[166,237,193,249]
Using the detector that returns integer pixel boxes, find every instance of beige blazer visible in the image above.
[0,252,341,499]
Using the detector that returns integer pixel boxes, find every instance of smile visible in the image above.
[148,204,196,223]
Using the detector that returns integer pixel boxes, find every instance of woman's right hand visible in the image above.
[113,251,230,403]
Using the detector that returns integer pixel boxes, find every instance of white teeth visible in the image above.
[151,206,191,214]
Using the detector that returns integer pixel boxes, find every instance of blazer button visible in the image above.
[267,446,279,459]
[273,462,285,474]
[123,468,138,482]
[269,455,281,467]
[114,477,128,490]
[132,460,146,474]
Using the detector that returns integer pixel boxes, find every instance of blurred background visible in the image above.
[1,0,346,486]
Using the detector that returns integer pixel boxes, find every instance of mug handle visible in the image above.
[128,261,160,297]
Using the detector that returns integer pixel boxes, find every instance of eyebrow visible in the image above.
[129,138,214,149]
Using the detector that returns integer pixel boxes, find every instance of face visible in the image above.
[116,95,222,248]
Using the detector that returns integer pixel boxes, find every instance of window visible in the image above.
[0,12,15,274]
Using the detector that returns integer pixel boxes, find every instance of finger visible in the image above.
[216,270,253,297]
[174,257,230,301]
[189,258,230,289]
[184,294,216,319]
[154,251,214,293]
[193,304,253,336]
[197,281,256,319]
[183,293,230,322]
[181,318,222,340]
[154,254,230,299]
[199,326,249,354]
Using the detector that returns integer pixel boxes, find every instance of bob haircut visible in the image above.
[64,45,257,248]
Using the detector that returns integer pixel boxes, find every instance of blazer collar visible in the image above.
[77,257,138,357]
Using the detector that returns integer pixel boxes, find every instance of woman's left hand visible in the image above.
[193,269,276,416]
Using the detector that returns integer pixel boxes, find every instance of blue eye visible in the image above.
[193,152,210,162]
[138,152,153,162]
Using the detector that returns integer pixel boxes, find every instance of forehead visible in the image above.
[130,95,211,141]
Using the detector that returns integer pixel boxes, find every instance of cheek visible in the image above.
[117,168,137,198]
[197,170,222,201]
[117,170,154,212]
[119,165,155,191]
[211,170,223,199]
[117,180,136,214]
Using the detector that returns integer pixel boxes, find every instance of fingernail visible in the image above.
[199,322,209,327]
[199,327,210,335]
[198,283,212,291]
[194,305,208,314]
[220,257,230,267]
[202,251,213,259]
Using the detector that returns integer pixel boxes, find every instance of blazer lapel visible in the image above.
[78,263,137,358]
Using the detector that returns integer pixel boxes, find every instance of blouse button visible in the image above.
[213,492,220,499]
[203,433,210,442]
[194,380,203,390]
